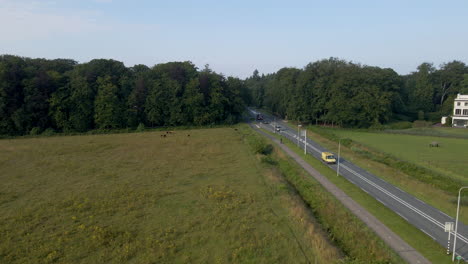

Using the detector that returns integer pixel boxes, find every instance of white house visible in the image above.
[452,94,468,127]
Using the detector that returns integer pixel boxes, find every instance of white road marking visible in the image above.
[360,187,369,194]
[376,198,387,206]
[420,229,436,240]
[396,212,409,221]
[439,210,451,218]
[415,198,425,204]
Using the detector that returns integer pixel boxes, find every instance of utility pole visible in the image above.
[337,139,341,176]
[453,187,468,261]
[274,117,276,133]
[297,124,301,147]
[304,129,307,154]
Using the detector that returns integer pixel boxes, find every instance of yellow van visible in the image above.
[321,152,336,164]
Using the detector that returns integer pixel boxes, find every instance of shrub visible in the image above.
[136,123,145,132]
[387,121,412,130]
[41,128,55,136]
[412,120,432,128]
[261,155,277,165]
[369,122,384,130]
[257,142,274,155]
[443,116,452,127]
[29,127,41,135]
[250,137,274,155]
[417,110,425,121]
[426,112,443,123]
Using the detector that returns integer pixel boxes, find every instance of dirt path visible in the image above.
[253,125,431,264]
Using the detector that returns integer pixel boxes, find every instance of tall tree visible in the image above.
[144,79,171,126]
[68,74,95,131]
[434,61,468,105]
[94,76,123,129]
[0,55,27,134]
[183,78,205,125]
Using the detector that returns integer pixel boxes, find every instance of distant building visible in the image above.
[452,94,468,127]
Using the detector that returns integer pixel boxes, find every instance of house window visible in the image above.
[455,109,461,115]
[464,109,468,115]
[457,102,461,106]
[465,102,468,106]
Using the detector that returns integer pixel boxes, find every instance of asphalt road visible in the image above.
[250,109,468,261]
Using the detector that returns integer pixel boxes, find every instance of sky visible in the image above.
[1,0,467,78]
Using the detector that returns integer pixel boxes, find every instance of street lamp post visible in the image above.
[297,124,302,147]
[274,117,276,133]
[304,129,307,154]
[452,186,468,261]
[337,139,341,177]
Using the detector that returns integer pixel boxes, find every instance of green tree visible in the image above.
[68,74,95,131]
[183,78,205,125]
[407,63,435,112]
[49,84,72,132]
[94,76,123,129]
[0,55,27,134]
[145,79,171,126]
[434,61,468,105]
[126,74,150,127]
[460,74,468,94]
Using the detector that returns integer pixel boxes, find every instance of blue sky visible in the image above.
[1,0,467,78]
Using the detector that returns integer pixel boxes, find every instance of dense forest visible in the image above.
[246,58,468,128]
[2,55,468,136]
[0,55,251,135]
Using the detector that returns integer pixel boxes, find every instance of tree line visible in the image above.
[246,58,468,128]
[0,55,251,135]
[2,55,467,135]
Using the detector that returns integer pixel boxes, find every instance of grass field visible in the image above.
[0,126,341,263]
[320,128,468,184]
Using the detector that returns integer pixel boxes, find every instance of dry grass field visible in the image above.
[0,125,341,263]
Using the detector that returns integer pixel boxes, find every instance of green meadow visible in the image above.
[0,126,341,264]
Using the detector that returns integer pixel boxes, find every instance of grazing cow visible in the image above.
[187,134,190,137]
[429,141,439,147]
